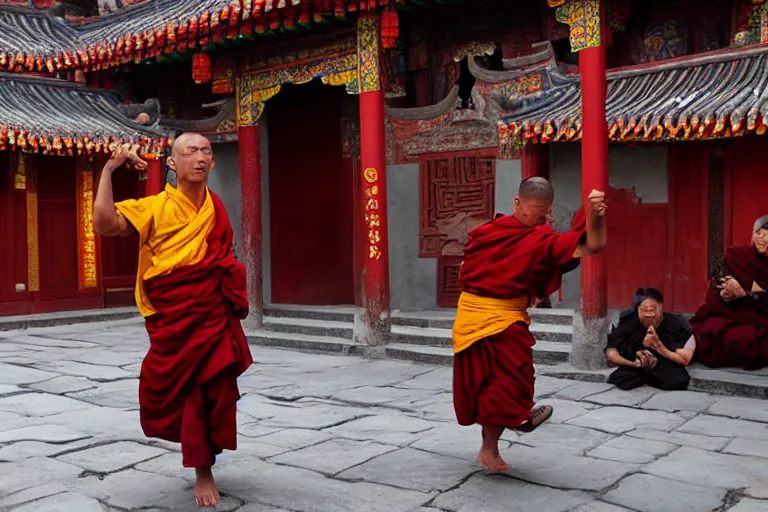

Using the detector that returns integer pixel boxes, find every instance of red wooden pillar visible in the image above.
[578,3,609,320]
[238,123,264,326]
[145,158,163,196]
[521,144,550,180]
[356,15,391,343]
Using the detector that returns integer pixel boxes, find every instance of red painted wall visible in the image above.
[268,83,354,305]
[725,138,768,248]
[667,142,710,312]
[605,187,669,310]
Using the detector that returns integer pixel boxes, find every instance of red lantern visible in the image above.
[381,7,399,49]
[192,52,212,84]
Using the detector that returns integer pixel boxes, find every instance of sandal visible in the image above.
[514,405,553,433]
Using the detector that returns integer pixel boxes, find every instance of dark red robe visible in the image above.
[454,209,585,429]
[691,245,768,370]
[139,192,253,467]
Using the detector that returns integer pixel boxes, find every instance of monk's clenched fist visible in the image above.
[588,189,607,216]
[108,143,148,171]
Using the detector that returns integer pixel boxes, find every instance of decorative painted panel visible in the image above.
[357,16,381,93]
[77,160,98,289]
[555,0,602,52]
[419,152,496,258]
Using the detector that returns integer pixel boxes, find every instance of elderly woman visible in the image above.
[605,288,694,391]
[690,215,768,369]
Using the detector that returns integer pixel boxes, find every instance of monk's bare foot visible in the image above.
[477,447,510,472]
[194,467,220,508]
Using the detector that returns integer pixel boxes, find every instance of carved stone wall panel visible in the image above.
[419,152,496,257]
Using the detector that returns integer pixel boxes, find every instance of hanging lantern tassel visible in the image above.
[192,52,212,84]
[381,7,399,50]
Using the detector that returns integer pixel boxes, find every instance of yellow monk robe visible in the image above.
[115,184,215,317]
[452,292,530,354]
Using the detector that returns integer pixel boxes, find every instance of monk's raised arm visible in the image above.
[94,146,136,237]
[574,189,607,257]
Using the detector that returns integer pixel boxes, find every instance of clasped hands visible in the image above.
[636,325,662,369]
[719,276,747,302]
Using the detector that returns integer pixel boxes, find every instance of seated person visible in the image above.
[605,288,695,391]
[690,215,768,370]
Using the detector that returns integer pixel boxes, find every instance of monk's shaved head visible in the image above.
[514,177,555,227]
[168,132,214,186]
[171,132,209,158]
[519,177,554,201]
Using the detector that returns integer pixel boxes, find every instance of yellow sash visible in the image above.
[452,292,530,354]
[115,185,215,317]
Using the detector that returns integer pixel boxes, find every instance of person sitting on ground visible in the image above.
[605,288,695,391]
[690,215,768,369]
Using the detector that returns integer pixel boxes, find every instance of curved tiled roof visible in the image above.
[0,73,167,155]
[0,0,396,73]
[498,44,768,147]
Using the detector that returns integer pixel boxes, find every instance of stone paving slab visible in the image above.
[603,473,727,512]
[3,320,768,511]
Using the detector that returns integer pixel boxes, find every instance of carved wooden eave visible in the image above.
[385,85,498,164]
[160,98,237,143]
[384,41,565,164]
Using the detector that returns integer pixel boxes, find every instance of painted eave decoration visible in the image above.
[498,43,768,149]
[0,73,168,156]
[0,0,409,74]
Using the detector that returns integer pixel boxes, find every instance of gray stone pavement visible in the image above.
[1,320,768,511]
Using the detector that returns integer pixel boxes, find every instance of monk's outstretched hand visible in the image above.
[588,190,607,216]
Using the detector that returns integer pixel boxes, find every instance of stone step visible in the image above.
[263,316,573,344]
[0,307,139,331]
[263,304,575,327]
[246,329,361,356]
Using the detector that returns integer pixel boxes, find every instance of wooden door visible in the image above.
[0,154,33,314]
[268,83,354,305]
[36,156,79,299]
[725,138,768,248]
[418,150,496,308]
[99,165,140,306]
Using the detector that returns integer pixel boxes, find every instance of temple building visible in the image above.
[0,0,766,350]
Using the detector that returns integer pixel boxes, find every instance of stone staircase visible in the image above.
[248,305,574,366]
[248,305,768,400]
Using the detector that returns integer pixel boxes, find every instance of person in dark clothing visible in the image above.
[605,288,696,391]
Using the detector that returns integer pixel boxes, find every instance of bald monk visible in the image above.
[453,177,607,472]
[93,134,253,508]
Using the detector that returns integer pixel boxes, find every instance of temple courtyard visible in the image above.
[1,318,768,512]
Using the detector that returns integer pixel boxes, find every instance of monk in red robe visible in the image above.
[93,134,253,507]
[452,177,607,473]
[690,215,768,370]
